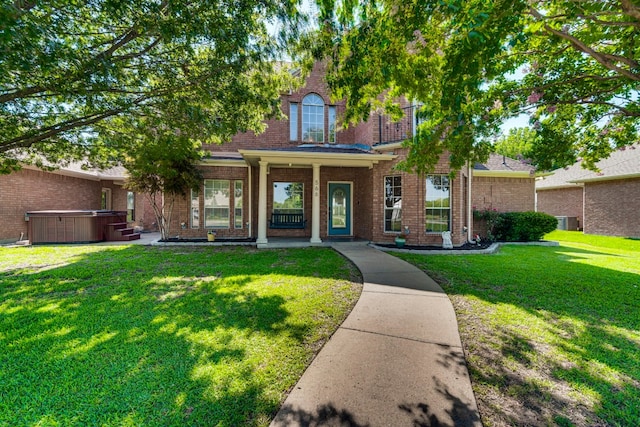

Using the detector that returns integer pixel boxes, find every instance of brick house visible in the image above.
[536,145,640,238]
[166,64,535,247]
[0,164,146,243]
[1,63,536,246]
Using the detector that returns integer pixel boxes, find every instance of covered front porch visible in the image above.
[239,146,395,248]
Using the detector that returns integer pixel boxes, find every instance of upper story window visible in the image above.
[302,94,324,142]
[328,105,336,143]
[289,102,298,141]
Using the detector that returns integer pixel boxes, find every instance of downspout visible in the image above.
[248,164,252,238]
[467,161,473,243]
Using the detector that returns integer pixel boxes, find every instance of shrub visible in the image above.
[492,211,557,242]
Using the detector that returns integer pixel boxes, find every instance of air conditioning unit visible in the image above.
[556,216,568,230]
[556,216,579,231]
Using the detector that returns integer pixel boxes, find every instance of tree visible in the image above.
[493,128,536,162]
[311,0,639,173]
[1,0,305,173]
[123,125,203,241]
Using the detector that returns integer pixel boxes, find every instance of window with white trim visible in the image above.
[101,188,112,210]
[289,102,298,141]
[190,189,200,228]
[234,180,243,229]
[425,175,450,232]
[384,176,402,232]
[204,179,230,228]
[328,105,337,143]
[126,191,135,221]
[302,94,324,142]
[273,182,303,214]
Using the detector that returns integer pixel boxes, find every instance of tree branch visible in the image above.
[551,99,640,117]
[529,7,640,82]
[0,86,47,104]
[0,96,149,153]
[621,0,640,21]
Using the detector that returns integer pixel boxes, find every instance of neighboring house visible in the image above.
[471,154,537,236]
[0,164,146,243]
[166,63,536,247]
[536,145,640,238]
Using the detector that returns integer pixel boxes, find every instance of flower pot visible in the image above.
[207,233,215,242]
[394,237,406,248]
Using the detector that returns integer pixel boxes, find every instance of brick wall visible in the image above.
[169,164,378,241]
[471,176,535,213]
[203,62,373,153]
[471,176,536,238]
[0,168,102,241]
[536,187,583,227]
[371,147,469,246]
[583,178,640,237]
[166,166,250,239]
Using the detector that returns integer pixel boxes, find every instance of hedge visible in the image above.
[491,211,558,242]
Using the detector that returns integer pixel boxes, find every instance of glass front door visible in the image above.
[328,183,351,236]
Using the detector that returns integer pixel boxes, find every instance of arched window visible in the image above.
[302,93,324,142]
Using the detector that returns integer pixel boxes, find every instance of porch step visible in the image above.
[119,232,141,241]
[105,223,141,241]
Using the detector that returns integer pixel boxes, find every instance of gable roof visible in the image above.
[569,145,640,183]
[473,153,535,178]
[536,145,640,190]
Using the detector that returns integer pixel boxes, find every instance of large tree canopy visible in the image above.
[312,0,639,172]
[0,0,306,173]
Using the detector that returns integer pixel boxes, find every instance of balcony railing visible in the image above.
[377,105,417,145]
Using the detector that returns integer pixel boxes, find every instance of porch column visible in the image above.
[257,160,269,247]
[310,163,322,244]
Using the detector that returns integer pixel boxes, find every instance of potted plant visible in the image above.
[207,230,216,242]
[394,233,407,248]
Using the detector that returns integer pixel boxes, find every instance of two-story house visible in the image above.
[0,63,535,246]
[169,63,537,248]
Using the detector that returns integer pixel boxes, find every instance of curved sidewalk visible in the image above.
[271,243,482,427]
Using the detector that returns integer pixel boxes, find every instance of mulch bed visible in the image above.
[376,241,494,251]
[160,238,256,243]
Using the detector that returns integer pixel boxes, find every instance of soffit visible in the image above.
[238,149,396,168]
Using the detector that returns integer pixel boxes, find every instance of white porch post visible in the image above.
[310,163,322,244]
[257,160,269,247]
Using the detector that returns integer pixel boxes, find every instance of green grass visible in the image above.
[0,245,362,426]
[394,231,640,427]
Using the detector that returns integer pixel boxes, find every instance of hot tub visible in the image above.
[26,210,127,244]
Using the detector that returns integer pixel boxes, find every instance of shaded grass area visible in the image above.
[0,245,362,426]
[394,231,640,426]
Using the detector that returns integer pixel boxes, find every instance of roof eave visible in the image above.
[569,173,640,184]
[238,149,397,168]
[473,170,534,178]
[199,158,249,167]
[22,165,127,181]
[535,183,584,191]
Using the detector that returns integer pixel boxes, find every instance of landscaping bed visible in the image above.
[375,241,494,251]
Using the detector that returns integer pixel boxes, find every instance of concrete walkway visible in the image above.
[271,243,482,427]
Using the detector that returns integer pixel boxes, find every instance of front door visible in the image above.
[328,182,351,236]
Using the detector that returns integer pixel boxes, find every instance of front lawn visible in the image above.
[394,231,640,426]
[0,245,362,426]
